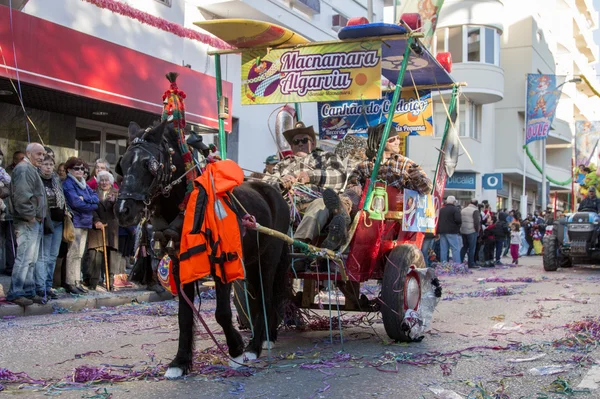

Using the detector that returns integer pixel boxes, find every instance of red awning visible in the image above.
[0,5,233,130]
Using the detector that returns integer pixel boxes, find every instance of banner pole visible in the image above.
[521,74,529,218]
[363,35,414,210]
[571,157,576,211]
[542,140,547,211]
[215,53,227,160]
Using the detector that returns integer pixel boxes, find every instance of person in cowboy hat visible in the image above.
[321,123,433,248]
[262,121,347,252]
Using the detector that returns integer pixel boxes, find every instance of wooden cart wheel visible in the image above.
[381,244,425,342]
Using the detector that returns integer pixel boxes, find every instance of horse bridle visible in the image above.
[117,135,177,206]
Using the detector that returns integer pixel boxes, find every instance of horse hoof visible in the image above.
[262,341,275,350]
[229,352,257,369]
[164,367,184,379]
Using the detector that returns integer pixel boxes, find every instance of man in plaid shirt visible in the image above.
[262,122,347,248]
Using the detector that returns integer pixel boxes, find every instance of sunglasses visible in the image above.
[387,136,400,143]
[292,137,311,145]
[71,166,85,171]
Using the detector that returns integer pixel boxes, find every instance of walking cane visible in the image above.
[100,224,110,291]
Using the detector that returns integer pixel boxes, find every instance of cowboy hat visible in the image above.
[283,122,317,146]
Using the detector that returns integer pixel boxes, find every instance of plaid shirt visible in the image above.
[348,153,432,195]
[263,149,346,202]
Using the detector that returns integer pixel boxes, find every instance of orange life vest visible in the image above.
[179,160,245,285]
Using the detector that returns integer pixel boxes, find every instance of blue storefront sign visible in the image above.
[482,173,503,190]
[445,172,476,190]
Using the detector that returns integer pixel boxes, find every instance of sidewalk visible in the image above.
[0,273,176,318]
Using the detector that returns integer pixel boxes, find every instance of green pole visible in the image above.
[215,53,227,160]
[432,86,458,184]
[294,103,302,121]
[393,0,399,23]
[363,36,414,211]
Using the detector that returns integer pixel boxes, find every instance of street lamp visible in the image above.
[541,76,583,212]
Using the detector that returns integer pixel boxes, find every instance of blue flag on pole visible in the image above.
[525,74,562,145]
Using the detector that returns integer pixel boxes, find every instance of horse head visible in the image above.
[115,119,180,226]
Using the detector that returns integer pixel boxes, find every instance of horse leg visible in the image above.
[166,280,195,378]
[267,244,290,347]
[213,278,246,368]
[246,245,281,356]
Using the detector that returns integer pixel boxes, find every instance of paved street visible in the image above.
[1,255,600,399]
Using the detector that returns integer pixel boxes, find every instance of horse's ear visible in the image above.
[128,122,142,141]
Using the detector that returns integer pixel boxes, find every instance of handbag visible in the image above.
[63,212,75,243]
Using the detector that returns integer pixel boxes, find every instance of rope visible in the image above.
[255,231,271,359]
[523,145,572,186]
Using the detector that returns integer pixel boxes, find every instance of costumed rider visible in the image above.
[578,186,600,213]
[324,123,433,246]
[262,122,348,251]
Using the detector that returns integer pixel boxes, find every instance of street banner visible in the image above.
[393,0,445,49]
[317,90,433,140]
[575,120,600,167]
[525,74,563,144]
[241,42,381,105]
[402,189,436,233]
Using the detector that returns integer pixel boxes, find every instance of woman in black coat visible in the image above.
[85,171,125,290]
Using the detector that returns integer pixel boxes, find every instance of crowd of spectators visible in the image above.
[0,145,134,307]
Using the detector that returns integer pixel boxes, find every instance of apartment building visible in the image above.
[405,0,600,213]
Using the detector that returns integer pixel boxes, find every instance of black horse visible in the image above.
[115,120,290,377]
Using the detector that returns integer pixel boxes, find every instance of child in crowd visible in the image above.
[510,222,521,264]
[482,214,497,267]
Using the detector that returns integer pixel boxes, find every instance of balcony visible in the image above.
[573,8,599,63]
[451,63,504,104]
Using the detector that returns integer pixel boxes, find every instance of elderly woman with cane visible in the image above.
[85,171,127,290]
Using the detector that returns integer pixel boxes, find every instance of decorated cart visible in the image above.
[201,16,461,342]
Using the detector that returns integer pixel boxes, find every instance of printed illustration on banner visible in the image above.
[241,41,382,105]
[525,74,563,144]
[575,120,600,167]
[317,90,433,140]
[403,189,436,233]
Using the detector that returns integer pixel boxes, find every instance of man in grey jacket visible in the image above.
[6,143,47,307]
[460,199,481,269]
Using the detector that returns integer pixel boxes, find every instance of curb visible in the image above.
[0,289,176,318]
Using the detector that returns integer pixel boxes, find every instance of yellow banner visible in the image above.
[241,42,382,105]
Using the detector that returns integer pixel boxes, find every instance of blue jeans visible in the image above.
[7,220,43,300]
[35,220,63,293]
[495,239,504,262]
[440,234,462,263]
[460,232,478,267]
[422,237,434,267]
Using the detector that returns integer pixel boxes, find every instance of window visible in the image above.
[435,25,500,66]
[447,27,463,63]
[467,27,481,62]
[485,27,495,64]
[434,100,481,140]
[468,101,482,140]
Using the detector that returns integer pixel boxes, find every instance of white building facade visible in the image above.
[404,0,600,213]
